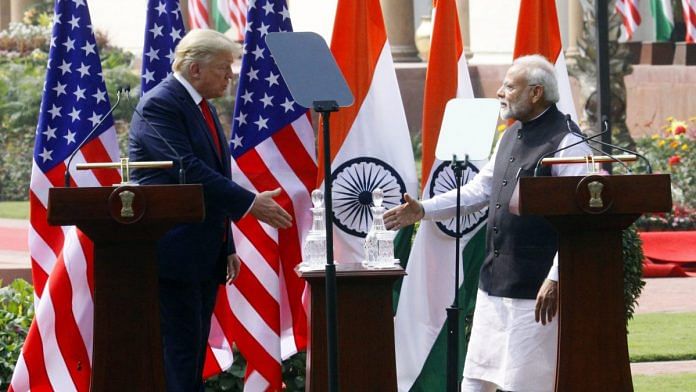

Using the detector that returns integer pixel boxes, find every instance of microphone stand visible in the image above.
[314,99,340,392]
[125,89,187,184]
[446,153,466,392]
[64,89,122,187]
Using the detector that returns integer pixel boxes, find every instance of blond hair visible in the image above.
[172,29,239,76]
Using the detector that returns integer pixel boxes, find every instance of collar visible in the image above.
[523,105,553,124]
[519,104,559,130]
[173,72,203,106]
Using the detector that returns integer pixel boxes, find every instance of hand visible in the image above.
[535,279,558,325]
[250,188,292,229]
[383,193,424,230]
[226,254,241,284]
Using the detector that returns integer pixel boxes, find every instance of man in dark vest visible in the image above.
[384,55,591,392]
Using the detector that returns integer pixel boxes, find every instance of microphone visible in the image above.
[64,88,124,187]
[533,117,610,177]
[124,88,187,184]
[576,117,652,174]
[563,115,633,174]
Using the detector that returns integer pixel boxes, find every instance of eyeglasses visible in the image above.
[501,83,542,94]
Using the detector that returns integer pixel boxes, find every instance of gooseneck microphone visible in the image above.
[564,115,633,174]
[64,88,124,187]
[533,119,610,177]
[575,117,653,174]
[124,88,186,184]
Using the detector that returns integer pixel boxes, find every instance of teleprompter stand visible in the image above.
[435,99,499,391]
[267,32,353,392]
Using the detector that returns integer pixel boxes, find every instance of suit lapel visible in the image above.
[167,76,225,170]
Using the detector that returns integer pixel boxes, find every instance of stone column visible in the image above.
[0,0,11,31]
[10,0,32,23]
[380,0,420,62]
[566,0,582,60]
[456,0,473,59]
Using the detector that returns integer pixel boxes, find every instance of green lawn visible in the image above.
[0,201,29,219]
[634,373,696,391]
[629,312,696,362]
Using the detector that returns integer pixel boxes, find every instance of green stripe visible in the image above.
[409,227,487,391]
[392,224,415,315]
[210,0,231,32]
[651,0,674,41]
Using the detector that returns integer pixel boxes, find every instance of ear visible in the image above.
[189,62,201,80]
[531,85,544,103]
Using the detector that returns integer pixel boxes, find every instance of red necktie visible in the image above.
[199,99,222,157]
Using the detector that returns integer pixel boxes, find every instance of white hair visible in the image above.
[172,29,239,76]
[512,55,559,104]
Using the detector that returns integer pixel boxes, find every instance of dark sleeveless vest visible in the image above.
[478,105,576,299]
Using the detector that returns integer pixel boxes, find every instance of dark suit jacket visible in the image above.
[128,75,255,283]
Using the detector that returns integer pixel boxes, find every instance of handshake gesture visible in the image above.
[250,188,293,229]
[383,193,425,230]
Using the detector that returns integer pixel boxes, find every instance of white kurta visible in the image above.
[421,129,592,391]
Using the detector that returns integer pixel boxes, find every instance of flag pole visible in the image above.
[316,100,340,392]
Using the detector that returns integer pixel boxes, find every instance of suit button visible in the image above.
[493,226,499,234]
[509,156,515,162]
[502,180,508,186]
[517,133,523,139]
[494,249,500,257]
[495,203,501,209]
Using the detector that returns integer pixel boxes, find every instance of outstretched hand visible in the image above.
[383,193,424,230]
[250,188,293,229]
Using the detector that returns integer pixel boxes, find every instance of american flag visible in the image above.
[9,0,121,390]
[141,0,185,94]
[683,0,696,43]
[615,0,642,41]
[188,0,210,29]
[226,0,315,389]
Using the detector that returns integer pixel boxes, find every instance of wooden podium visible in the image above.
[297,263,405,391]
[511,174,671,392]
[47,184,204,391]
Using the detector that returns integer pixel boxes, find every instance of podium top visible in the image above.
[296,263,405,279]
[510,174,671,217]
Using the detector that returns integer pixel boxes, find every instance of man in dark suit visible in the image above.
[128,29,292,391]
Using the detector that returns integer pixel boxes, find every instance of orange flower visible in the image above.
[668,155,681,166]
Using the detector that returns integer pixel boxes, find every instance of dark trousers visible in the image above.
[159,278,219,392]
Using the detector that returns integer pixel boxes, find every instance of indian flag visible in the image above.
[394,1,488,390]
[651,0,674,41]
[514,0,577,121]
[211,0,248,40]
[317,0,418,264]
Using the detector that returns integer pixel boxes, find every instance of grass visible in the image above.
[633,373,696,391]
[0,201,29,219]
[628,312,696,362]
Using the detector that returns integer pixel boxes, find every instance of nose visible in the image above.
[496,85,505,99]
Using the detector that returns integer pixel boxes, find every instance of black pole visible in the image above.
[446,155,465,392]
[315,100,340,392]
[596,0,612,173]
